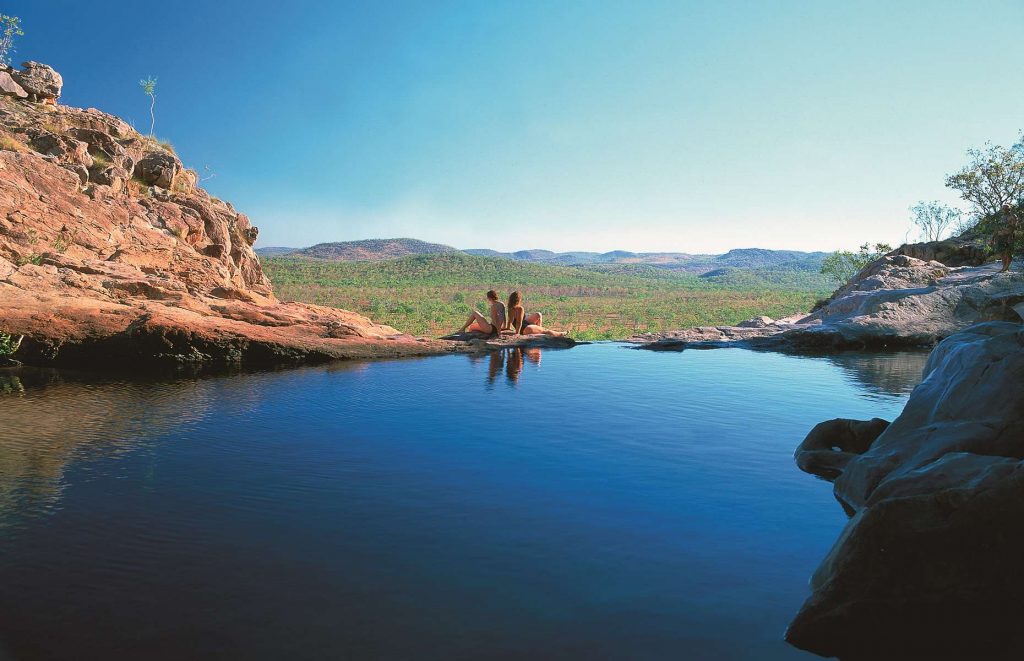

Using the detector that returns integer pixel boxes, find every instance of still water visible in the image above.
[0,344,927,660]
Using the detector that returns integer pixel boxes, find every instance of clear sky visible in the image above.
[12,0,1024,252]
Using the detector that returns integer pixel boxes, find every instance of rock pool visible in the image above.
[0,344,927,659]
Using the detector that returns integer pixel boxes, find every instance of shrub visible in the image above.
[0,332,23,357]
[820,243,893,285]
[0,133,26,152]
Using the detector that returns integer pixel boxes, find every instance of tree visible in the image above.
[909,200,961,242]
[139,76,157,136]
[0,14,23,67]
[820,242,893,285]
[945,133,1024,219]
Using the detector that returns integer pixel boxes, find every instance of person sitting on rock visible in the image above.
[992,203,1019,272]
[504,291,566,337]
[459,289,506,336]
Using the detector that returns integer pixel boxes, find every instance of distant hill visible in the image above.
[263,238,828,274]
[265,238,462,261]
[465,245,827,273]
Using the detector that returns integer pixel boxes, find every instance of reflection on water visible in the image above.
[823,350,930,397]
[0,346,922,660]
[469,347,544,387]
[0,369,213,526]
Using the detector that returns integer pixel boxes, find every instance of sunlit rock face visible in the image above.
[787,321,1024,658]
[0,64,463,368]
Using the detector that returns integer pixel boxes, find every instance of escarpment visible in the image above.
[0,62,462,368]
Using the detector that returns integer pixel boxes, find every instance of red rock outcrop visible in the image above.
[0,64,463,369]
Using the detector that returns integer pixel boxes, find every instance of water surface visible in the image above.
[0,344,926,660]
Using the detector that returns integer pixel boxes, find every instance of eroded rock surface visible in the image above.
[632,255,1024,352]
[787,322,1024,658]
[0,65,465,368]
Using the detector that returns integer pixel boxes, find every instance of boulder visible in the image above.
[28,131,92,167]
[893,230,991,267]
[90,166,130,192]
[0,71,27,99]
[794,417,890,481]
[134,151,180,188]
[787,322,1024,658]
[12,62,62,101]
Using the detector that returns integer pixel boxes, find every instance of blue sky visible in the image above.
[12,1,1024,252]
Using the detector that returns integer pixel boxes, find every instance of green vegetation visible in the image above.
[264,253,829,340]
[0,332,22,357]
[945,133,1024,218]
[910,201,961,242]
[0,14,24,67]
[820,243,893,285]
[139,75,157,136]
[0,131,25,152]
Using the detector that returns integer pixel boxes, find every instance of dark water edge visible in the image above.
[0,344,927,660]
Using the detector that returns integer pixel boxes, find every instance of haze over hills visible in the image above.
[258,238,829,274]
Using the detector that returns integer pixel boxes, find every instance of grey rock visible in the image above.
[12,62,62,100]
[794,417,890,481]
[736,315,775,328]
[786,322,1024,658]
[134,151,180,188]
[633,258,1024,352]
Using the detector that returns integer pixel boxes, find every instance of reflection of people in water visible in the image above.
[487,350,504,385]
[506,348,524,383]
[505,347,542,385]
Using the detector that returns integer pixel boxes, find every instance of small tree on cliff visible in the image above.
[139,75,157,136]
[909,201,961,242]
[945,133,1024,219]
[820,242,893,285]
[0,14,24,66]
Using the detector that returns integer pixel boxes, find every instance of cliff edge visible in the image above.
[0,62,462,368]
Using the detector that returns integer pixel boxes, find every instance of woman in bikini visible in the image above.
[459,289,506,336]
[504,291,566,337]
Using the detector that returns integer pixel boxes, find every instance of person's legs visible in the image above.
[1002,252,1012,272]
[462,309,493,333]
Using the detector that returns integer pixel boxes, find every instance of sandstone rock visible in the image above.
[28,131,92,167]
[633,257,1024,352]
[786,322,1024,658]
[441,330,578,350]
[0,71,27,99]
[893,231,991,267]
[12,62,62,101]
[0,88,471,368]
[90,165,129,192]
[134,151,180,188]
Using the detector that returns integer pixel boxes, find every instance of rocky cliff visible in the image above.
[787,321,1024,658]
[0,62,460,368]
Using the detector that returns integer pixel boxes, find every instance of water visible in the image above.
[0,344,927,660]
